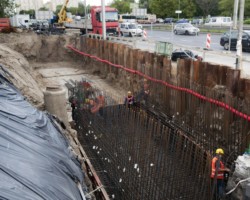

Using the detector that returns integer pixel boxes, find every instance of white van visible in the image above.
[204,16,232,27]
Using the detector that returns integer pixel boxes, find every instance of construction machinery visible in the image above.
[58,0,71,24]
[64,6,119,36]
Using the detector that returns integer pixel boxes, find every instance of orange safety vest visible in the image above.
[211,156,225,179]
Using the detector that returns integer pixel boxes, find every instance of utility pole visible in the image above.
[101,0,106,40]
[85,0,87,34]
[178,0,180,20]
[236,0,245,73]
[233,0,239,29]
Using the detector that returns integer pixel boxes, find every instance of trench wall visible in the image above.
[77,36,250,160]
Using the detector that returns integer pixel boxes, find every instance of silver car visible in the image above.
[174,23,200,35]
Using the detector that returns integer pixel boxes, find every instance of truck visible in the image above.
[10,14,30,28]
[64,6,119,35]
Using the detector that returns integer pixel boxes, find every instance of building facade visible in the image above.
[15,0,44,13]
[45,0,82,11]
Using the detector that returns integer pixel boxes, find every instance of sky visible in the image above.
[43,0,113,6]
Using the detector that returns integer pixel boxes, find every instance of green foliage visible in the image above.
[67,7,78,15]
[149,0,195,18]
[19,9,35,19]
[0,0,15,17]
[39,7,49,11]
[77,3,86,16]
[245,19,250,24]
[55,5,64,15]
[139,0,151,12]
[219,0,234,16]
[110,0,131,14]
[195,0,219,17]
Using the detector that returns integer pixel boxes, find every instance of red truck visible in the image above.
[0,18,11,32]
[64,6,119,35]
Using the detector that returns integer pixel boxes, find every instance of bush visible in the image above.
[244,19,250,24]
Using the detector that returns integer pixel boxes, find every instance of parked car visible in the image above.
[220,30,250,51]
[164,18,174,23]
[176,18,189,24]
[156,18,164,23]
[174,23,200,35]
[192,18,203,25]
[119,22,143,37]
[171,49,203,61]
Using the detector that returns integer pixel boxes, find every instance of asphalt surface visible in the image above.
[114,29,250,77]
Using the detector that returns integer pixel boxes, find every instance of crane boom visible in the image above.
[58,0,69,24]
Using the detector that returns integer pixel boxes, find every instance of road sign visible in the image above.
[175,10,182,14]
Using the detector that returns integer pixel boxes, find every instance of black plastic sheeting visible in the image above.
[0,70,85,200]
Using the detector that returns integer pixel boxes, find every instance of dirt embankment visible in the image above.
[0,32,83,109]
[0,31,127,109]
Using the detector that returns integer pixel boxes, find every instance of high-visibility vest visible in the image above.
[211,156,225,179]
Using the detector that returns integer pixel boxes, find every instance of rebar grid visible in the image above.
[75,104,211,200]
[68,77,248,199]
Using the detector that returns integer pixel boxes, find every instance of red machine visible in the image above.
[0,18,10,32]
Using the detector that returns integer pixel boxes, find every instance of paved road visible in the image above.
[133,30,250,77]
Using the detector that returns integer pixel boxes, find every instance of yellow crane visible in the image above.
[58,0,71,24]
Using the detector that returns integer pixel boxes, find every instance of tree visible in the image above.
[0,0,15,17]
[139,0,152,13]
[195,0,218,17]
[219,0,250,18]
[39,7,49,11]
[110,0,131,14]
[19,9,35,19]
[150,0,196,18]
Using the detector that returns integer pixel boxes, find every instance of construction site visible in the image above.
[0,29,250,200]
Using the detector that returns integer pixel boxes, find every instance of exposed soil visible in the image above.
[0,31,127,109]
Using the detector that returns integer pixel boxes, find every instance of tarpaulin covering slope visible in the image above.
[0,73,85,200]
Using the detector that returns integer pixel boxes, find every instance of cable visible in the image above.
[226,177,250,195]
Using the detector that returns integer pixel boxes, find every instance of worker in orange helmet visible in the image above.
[211,148,230,200]
[124,91,135,107]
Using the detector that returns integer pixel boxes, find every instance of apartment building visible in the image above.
[45,0,82,11]
[15,0,44,13]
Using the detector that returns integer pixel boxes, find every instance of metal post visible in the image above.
[85,0,87,34]
[236,0,245,72]
[101,0,106,40]
[229,24,232,51]
[178,0,180,20]
[233,0,239,29]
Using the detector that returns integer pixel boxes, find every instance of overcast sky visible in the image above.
[43,0,113,6]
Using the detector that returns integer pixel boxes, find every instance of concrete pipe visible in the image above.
[43,85,69,128]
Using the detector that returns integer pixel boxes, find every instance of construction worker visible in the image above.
[211,148,230,200]
[124,91,135,107]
